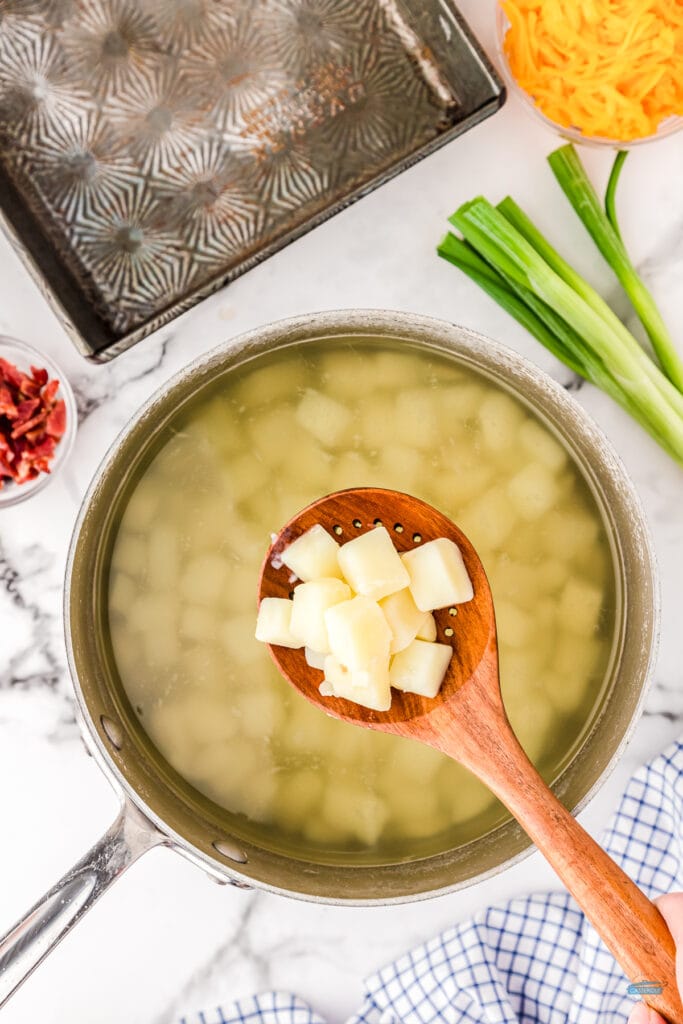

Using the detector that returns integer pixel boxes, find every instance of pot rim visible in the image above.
[64,308,660,905]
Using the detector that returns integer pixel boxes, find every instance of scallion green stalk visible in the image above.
[438,234,586,376]
[604,150,628,242]
[445,198,683,463]
[548,144,683,393]
[437,232,678,459]
[495,196,683,419]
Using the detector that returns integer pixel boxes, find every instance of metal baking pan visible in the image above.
[0,0,504,361]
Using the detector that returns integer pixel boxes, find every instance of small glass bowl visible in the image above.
[0,336,77,508]
[495,5,683,149]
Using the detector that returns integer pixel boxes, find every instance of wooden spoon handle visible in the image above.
[442,696,683,1023]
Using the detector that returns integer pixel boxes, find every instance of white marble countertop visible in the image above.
[1,3,683,1021]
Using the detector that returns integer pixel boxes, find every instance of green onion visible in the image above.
[604,150,628,241]
[439,194,683,465]
[438,234,587,376]
[437,232,677,459]
[548,144,683,393]
[495,195,683,419]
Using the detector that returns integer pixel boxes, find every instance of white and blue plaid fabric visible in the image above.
[181,738,683,1024]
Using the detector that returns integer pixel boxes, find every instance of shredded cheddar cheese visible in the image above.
[501,0,683,141]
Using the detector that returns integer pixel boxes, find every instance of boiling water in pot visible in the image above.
[107,341,615,862]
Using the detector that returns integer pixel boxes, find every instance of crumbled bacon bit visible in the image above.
[0,356,67,488]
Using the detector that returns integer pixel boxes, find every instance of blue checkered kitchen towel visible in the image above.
[182,737,683,1024]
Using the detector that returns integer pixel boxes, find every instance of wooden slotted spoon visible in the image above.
[259,487,681,1024]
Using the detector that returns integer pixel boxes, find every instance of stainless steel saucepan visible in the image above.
[0,311,658,1006]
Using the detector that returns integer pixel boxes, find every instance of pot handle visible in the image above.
[0,796,164,1007]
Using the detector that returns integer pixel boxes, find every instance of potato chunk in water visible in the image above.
[109,341,614,861]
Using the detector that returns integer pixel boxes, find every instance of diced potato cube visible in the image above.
[147,700,198,778]
[277,490,316,528]
[506,689,555,765]
[188,693,239,745]
[181,643,233,689]
[238,686,284,739]
[273,769,324,830]
[235,360,305,406]
[305,646,326,670]
[389,639,452,699]
[323,654,391,712]
[416,613,437,641]
[478,392,524,452]
[558,577,603,636]
[303,813,352,846]
[334,451,375,488]
[226,452,269,502]
[147,523,179,591]
[247,407,307,467]
[278,433,332,491]
[494,600,533,649]
[430,461,495,512]
[508,462,559,521]
[143,628,180,670]
[487,557,542,608]
[295,388,352,448]
[394,388,439,449]
[129,593,176,635]
[113,534,147,580]
[438,382,485,420]
[180,604,217,642]
[321,782,389,845]
[518,418,568,472]
[539,510,599,562]
[338,526,409,600]
[325,596,391,670]
[401,538,473,612]
[458,485,515,551]
[281,693,337,757]
[255,597,301,648]
[109,572,137,619]
[290,578,351,653]
[379,588,426,654]
[227,520,270,565]
[180,553,228,605]
[375,444,423,491]
[123,487,158,531]
[227,613,272,663]
[221,560,262,613]
[281,524,342,582]
[320,349,375,399]
[372,350,421,389]
[358,398,399,449]
[535,559,568,595]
